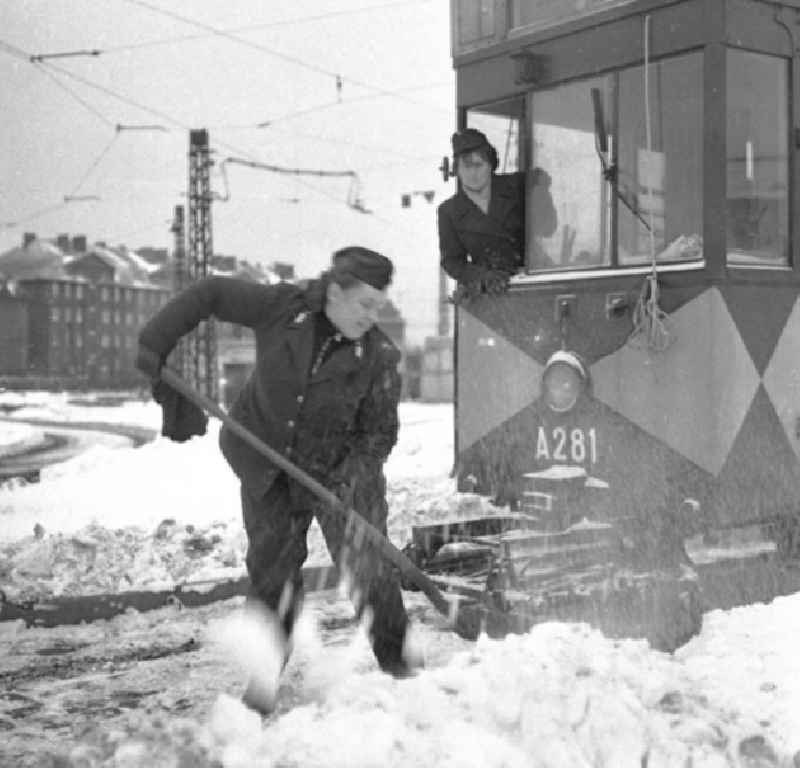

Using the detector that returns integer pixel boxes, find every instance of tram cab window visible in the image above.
[726,50,789,267]
[453,0,497,54]
[530,77,612,270]
[528,52,703,271]
[465,98,523,173]
[513,0,636,33]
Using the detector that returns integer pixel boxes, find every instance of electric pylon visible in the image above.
[183,129,218,401]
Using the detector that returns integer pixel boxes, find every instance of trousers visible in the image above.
[240,471,409,672]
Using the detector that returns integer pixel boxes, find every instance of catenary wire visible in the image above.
[67,132,121,196]
[1,37,436,238]
[119,0,451,114]
[32,62,117,128]
[102,0,430,53]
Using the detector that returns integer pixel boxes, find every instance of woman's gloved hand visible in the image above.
[449,269,511,303]
[482,269,511,296]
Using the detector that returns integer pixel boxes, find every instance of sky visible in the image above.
[1,394,800,766]
[0,0,456,344]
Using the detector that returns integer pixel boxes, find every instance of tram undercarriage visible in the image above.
[402,467,800,651]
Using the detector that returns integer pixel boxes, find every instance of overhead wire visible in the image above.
[0,39,29,62]
[119,0,451,114]
[253,80,452,129]
[32,62,117,127]
[214,121,434,164]
[2,202,70,229]
[212,79,451,131]
[102,0,430,53]
[67,132,121,197]
[0,27,437,240]
[0,39,170,227]
[38,60,192,130]
[217,156,368,213]
[2,37,377,219]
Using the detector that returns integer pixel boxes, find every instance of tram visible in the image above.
[408,0,800,649]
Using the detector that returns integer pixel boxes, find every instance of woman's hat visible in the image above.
[451,128,491,157]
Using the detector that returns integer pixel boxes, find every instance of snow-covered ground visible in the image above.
[0,422,46,458]
[1,392,799,767]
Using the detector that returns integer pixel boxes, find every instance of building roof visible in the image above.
[69,245,153,286]
[0,238,67,280]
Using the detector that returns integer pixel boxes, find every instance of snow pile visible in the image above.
[0,421,240,543]
[0,518,249,600]
[3,395,800,768]
[0,401,493,599]
[56,600,800,768]
[199,610,800,768]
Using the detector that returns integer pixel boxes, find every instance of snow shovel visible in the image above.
[155,365,490,641]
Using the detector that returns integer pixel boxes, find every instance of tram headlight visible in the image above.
[542,350,587,413]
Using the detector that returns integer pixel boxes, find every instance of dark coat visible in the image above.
[437,172,525,284]
[138,276,401,499]
[437,171,557,283]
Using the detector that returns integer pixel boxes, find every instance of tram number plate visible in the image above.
[536,426,598,464]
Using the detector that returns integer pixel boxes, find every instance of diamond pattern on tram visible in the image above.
[458,395,714,516]
[590,287,760,476]
[710,385,800,524]
[457,308,544,452]
[762,295,800,462]
[721,284,799,375]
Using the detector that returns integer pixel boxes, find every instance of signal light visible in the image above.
[542,350,587,412]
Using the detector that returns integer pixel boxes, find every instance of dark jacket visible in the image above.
[138,276,401,498]
[437,171,557,283]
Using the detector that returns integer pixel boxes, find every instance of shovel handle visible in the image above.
[156,366,458,621]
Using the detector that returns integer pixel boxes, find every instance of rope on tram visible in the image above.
[628,13,674,353]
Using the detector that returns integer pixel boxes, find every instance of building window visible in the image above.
[126,312,134,326]
[64,307,72,321]
[726,50,789,266]
[101,309,111,323]
[101,334,110,347]
[101,286,110,301]
[114,310,121,324]
[51,283,59,298]
[76,307,83,322]
[76,284,84,299]
[51,307,60,321]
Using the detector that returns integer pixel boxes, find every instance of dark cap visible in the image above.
[332,246,393,290]
[451,128,491,157]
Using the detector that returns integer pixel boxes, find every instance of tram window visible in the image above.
[466,98,523,173]
[454,0,495,52]
[617,53,703,266]
[513,0,636,33]
[529,53,703,272]
[530,77,612,270]
[726,50,789,267]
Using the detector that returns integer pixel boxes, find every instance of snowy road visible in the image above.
[1,396,800,767]
[0,421,140,482]
[0,589,460,768]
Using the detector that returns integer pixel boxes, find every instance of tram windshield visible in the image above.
[726,49,789,266]
[528,51,704,272]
